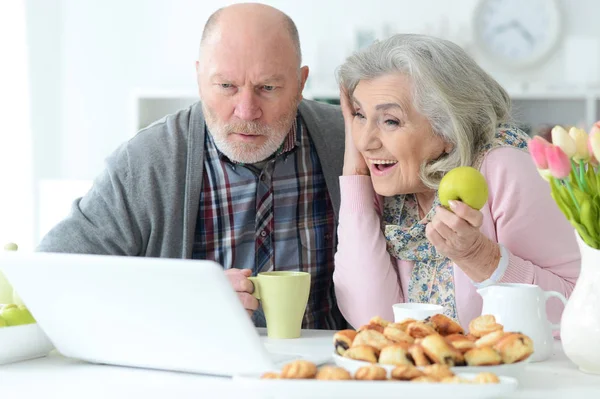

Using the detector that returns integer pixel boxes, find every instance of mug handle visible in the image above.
[247,276,260,300]
[544,291,568,330]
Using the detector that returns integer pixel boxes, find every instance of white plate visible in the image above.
[0,323,54,365]
[332,352,528,379]
[234,372,518,399]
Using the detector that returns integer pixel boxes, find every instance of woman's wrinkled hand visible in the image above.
[340,86,369,176]
[425,200,501,282]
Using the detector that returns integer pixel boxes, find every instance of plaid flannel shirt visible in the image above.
[192,115,345,330]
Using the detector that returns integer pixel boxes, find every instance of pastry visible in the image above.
[369,316,391,328]
[354,365,388,381]
[333,329,357,356]
[390,364,424,381]
[411,376,440,383]
[441,376,471,384]
[473,372,501,384]
[315,366,352,380]
[468,315,503,338]
[421,364,455,380]
[420,333,464,366]
[406,321,437,338]
[343,345,379,363]
[357,323,385,334]
[352,329,393,352]
[426,314,464,336]
[464,347,502,366]
[378,344,413,366]
[408,344,431,366]
[445,333,476,353]
[394,318,416,332]
[475,330,507,348]
[383,324,415,345]
[260,372,280,379]
[493,333,534,364]
[281,360,318,379]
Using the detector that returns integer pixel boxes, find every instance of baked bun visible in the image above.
[420,333,464,366]
[368,316,391,328]
[383,324,415,345]
[468,315,503,338]
[353,329,393,352]
[408,344,431,367]
[390,364,424,381]
[411,376,440,383]
[426,314,464,336]
[354,365,388,381]
[315,366,352,380]
[493,333,534,364]
[333,329,357,356]
[394,318,416,332]
[445,333,476,353]
[406,321,437,338]
[343,345,378,363]
[475,330,507,348]
[464,347,502,366]
[378,344,413,366]
[281,360,318,379]
[260,372,280,379]
[441,376,471,384]
[473,372,500,384]
[422,364,455,380]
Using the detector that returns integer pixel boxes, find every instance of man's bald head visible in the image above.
[199,3,302,67]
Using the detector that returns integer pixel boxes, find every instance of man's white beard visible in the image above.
[203,105,297,164]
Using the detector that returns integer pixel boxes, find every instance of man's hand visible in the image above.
[225,268,259,317]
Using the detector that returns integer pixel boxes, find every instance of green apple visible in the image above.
[438,166,489,210]
[3,242,18,251]
[0,316,6,328]
[0,303,36,326]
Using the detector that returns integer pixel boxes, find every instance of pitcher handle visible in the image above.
[544,291,568,330]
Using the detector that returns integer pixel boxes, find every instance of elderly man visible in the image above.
[38,3,346,329]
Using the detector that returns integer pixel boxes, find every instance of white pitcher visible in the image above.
[477,283,567,362]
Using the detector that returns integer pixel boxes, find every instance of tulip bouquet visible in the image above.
[528,122,600,249]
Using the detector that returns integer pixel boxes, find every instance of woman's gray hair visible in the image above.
[337,34,512,188]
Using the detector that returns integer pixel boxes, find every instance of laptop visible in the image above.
[0,252,331,376]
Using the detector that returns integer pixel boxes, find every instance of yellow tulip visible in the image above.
[537,168,553,181]
[551,125,576,158]
[589,128,600,163]
[569,127,590,161]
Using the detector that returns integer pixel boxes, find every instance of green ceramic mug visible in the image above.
[248,271,310,339]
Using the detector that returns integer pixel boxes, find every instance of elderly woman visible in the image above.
[333,34,580,329]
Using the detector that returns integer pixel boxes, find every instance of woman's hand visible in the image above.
[340,87,369,176]
[425,200,501,282]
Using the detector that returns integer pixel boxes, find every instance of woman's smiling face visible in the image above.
[351,73,452,197]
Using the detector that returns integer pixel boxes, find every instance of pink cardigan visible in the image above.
[333,147,581,329]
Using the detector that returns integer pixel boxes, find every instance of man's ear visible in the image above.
[298,66,309,100]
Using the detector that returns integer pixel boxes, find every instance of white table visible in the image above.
[2,330,599,398]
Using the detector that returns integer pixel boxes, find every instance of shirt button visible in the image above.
[260,230,267,237]
[325,233,332,241]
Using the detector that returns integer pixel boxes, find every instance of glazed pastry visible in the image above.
[421,364,455,380]
[420,333,463,366]
[464,347,502,366]
[475,330,507,348]
[315,366,352,380]
[407,344,431,366]
[343,345,379,363]
[411,376,440,383]
[468,315,503,338]
[260,372,280,379]
[394,318,416,332]
[357,323,385,334]
[281,360,318,379]
[352,329,393,352]
[333,329,357,356]
[426,314,464,336]
[383,325,415,345]
[390,364,424,381]
[354,365,388,381]
[445,333,476,353]
[406,321,437,338]
[473,372,501,384]
[378,344,413,366]
[493,333,534,364]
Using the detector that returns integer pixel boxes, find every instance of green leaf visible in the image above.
[579,198,598,241]
[571,220,600,248]
[550,178,575,222]
[586,165,597,193]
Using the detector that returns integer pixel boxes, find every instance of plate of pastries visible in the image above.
[234,359,518,398]
[332,314,533,379]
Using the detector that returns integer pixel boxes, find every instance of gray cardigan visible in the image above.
[38,100,345,258]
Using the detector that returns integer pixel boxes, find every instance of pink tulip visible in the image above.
[545,145,571,179]
[528,136,550,169]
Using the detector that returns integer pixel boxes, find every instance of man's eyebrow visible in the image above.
[258,74,286,84]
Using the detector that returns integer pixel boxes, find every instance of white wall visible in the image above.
[23,0,600,244]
